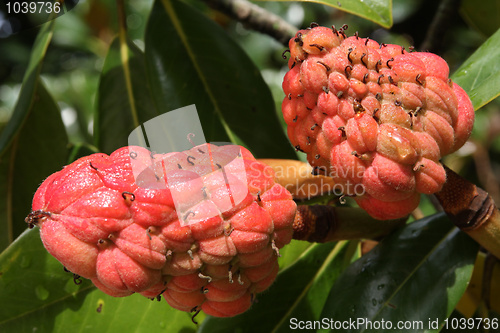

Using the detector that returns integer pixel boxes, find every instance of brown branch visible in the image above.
[201,0,297,46]
[419,0,461,53]
[292,205,408,242]
[435,165,500,258]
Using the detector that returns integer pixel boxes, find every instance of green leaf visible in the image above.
[269,0,393,28]
[0,81,68,251]
[199,241,358,332]
[460,0,500,37]
[0,229,197,332]
[452,28,500,110]
[0,20,55,156]
[319,213,478,333]
[144,0,295,159]
[95,36,158,154]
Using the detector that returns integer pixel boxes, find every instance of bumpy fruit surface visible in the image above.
[26,144,296,317]
[282,25,474,219]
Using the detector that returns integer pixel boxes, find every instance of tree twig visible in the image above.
[201,0,297,46]
[434,165,500,259]
[419,0,461,53]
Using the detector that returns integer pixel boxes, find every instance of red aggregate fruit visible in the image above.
[282,24,475,220]
[26,143,297,318]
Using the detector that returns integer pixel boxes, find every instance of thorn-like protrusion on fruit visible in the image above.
[256,191,262,202]
[177,163,182,169]
[315,154,321,160]
[339,195,347,204]
[322,86,329,94]
[386,58,394,68]
[337,126,346,137]
[293,115,298,122]
[306,136,311,145]
[388,75,396,85]
[416,74,423,85]
[200,286,209,294]
[183,210,196,223]
[311,166,326,175]
[377,74,384,85]
[187,155,196,166]
[295,145,304,153]
[394,100,402,107]
[375,60,382,73]
[129,151,137,159]
[354,101,365,113]
[224,223,234,237]
[187,249,194,260]
[287,93,292,100]
[354,31,359,39]
[97,238,108,248]
[121,191,135,204]
[271,239,281,257]
[310,123,318,131]
[294,32,304,46]
[362,73,369,83]
[228,264,234,283]
[337,91,344,98]
[236,270,244,285]
[361,53,367,67]
[282,49,290,59]
[413,164,425,172]
[332,25,338,36]
[351,151,370,161]
[89,161,98,171]
[25,210,51,229]
[375,93,382,101]
[347,48,354,64]
[73,273,82,285]
[310,22,319,28]
[198,272,213,283]
[166,250,173,259]
[310,44,325,52]
[364,37,370,46]
[317,61,330,72]
[146,227,156,240]
[344,65,353,78]
[191,307,202,324]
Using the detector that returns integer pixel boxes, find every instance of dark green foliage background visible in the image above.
[0,0,499,331]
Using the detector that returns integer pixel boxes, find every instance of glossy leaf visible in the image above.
[199,241,358,332]
[95,36,158,154]
[144,0,295,159]
[452,28,500,110]
[0,20,55,155]
[0,228,197,332]
[0,80,68,251]
[460,0,500,37]
[270,0,393,28]
[319,213,478,333]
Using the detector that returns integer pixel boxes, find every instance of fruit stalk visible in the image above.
[435,165,500,259]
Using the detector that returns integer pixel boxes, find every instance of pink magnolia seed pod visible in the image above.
[282,24,474,219]
[26,143,297,318]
